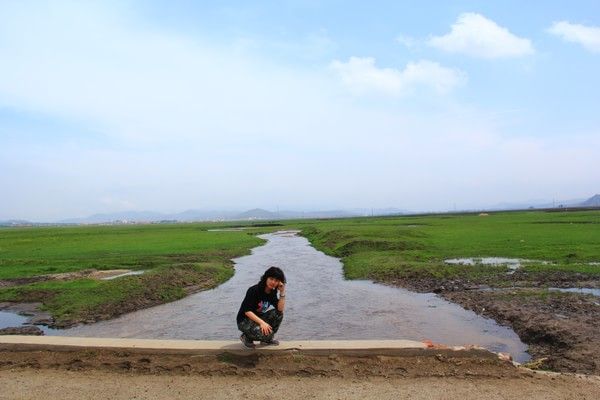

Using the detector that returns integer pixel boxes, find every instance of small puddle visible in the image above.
[445,258,599,271]
[0,310,29,329]
[0,310,59,334]
[207,228,250,232]
[56,231,530,362]
[444,257,542,271]
[100,270,145,280]
[549,287,600,297]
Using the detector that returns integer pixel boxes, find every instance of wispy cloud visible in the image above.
[0,2,336,145]
[0,2,598,220]
[428,13,534,59]
[548,21,600,53]
[330,57,466,96]
[395,34,418,49]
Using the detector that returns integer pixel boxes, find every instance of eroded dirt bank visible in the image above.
[443,289,600,374]
[1,366,599,400]
[382,274,600,374]
[0,347,517,378]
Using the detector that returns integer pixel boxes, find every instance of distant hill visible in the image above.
[280,210,359,219]
[0,219,32,226]
[56,208,364,224]
[59,209,239,224]
[235,208,279,220]
[580,194,600,207]
[490,197,586,210]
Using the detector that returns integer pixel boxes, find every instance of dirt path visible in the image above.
[1,368,599,400]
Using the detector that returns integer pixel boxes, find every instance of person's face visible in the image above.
[266,277,281,290]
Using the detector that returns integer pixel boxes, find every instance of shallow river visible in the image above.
[56,231,529,362]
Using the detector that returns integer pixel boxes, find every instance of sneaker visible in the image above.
[260,338,280,346]
[240,334,255,348]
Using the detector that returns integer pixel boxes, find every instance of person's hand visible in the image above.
[259,322,273,335]
[278,282,286,294]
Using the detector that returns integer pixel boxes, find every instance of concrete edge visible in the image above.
[0,336,505,360]
[0,337,425,351]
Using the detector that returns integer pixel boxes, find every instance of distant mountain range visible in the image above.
[54,207,402,224]
[488,195,596,211]
[581,194,600,207]
[50,207,412,224]
[1,195,598,226]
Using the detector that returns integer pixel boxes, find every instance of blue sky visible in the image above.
[1,0,599,221]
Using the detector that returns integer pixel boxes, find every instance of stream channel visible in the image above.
[56,231,529,362]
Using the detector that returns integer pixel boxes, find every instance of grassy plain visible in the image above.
[1,210,599,331]
[0,223,271,326]
[298,210,600,287]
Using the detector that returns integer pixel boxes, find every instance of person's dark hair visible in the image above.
[258,266,286,291]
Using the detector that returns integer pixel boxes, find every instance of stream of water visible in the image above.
[54,231,529,362]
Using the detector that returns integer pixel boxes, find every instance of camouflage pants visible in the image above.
[237,309,283,342]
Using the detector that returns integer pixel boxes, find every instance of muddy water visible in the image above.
[0,310,59,334]
[57,231,529,362]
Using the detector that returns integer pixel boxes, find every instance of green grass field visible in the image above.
[0,223,271,326]
[297,210,600,283]
[1,210,599,326]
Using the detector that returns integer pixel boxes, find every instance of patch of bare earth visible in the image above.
[1,359,599,400]
[0,269,137,289]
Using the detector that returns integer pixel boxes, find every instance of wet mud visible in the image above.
[381,271,600,374]
[443,289,600,374]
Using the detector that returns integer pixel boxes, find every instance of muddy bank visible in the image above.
[443,289,600,374]
[0,326,43,335]
[380,273,600,374]
[383,270,600,294]
[2,369,599,400]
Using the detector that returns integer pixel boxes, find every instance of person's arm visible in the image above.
[277,283,286,312]
[245,311,272,335]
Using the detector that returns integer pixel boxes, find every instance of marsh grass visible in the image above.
[297,210,600,283]
[0,223,269,325]
[1,211,598,325]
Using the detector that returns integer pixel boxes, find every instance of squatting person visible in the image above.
[237,266,286,348]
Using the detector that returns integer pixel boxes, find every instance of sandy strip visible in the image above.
[1,368,599,400]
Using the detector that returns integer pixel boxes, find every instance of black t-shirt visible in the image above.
[236,284,279,324]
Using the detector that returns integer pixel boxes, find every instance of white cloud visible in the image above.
[0,3,598,220]
[396,34,418,48]
[330,57,466,96]
[428,13,534,58]
[548,21,600,53]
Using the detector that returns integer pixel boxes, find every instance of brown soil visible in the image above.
[380,272,600,375]
[1,357,599,399]
[0,326,43,335]
[443,289,600,374]
[0,347,520,378]
[383,270,600,294]
[0,269,137,288]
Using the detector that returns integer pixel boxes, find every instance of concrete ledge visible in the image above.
[0,336,429,354]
